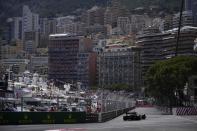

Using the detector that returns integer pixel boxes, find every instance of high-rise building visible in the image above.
[1,59,29,74]
[1,40,23,59]
[3,17,22,44]
[23,31,39,54]
[152,18,164,31]
[48,33,80,84]
[162,26,197,58]
[86,6,105,26]
[22,5,39,33]
[136,27,162,83]
[129,15,152,33]
[62,22,86,35]
[0,39,2,61]
[136,26,197,83]
[77,52,97,89]
[98,44,141,91]
[85,24,107,37]
[164,15,173,31]
[185,0,197,25]
[48,33,96,89]
[40,18,57,35]
[54,16,85,35]
[110,0,129,27]
[185,0,192,10]
[22,5,39,54]
[173,11,194,28]
[22,5,33,34]
[56,16,75,33]
[30,56,48,76]
[104,7,113,25]
[111,0,121,26]
[39,18,57,48]
[10,17,22,41]
[117,17,130,35]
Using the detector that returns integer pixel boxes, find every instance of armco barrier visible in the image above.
[86,113,99,123]
[117,109,124,116]
[0,112,86,125]
[0,107,135,125]
[100,107,135,122]
[101,111,117,122]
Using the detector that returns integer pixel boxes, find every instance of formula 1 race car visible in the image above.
[123,111,146,121]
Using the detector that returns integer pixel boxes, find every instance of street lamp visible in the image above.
[175,0,184,56]
[194,38,197,52]
[184,82,189,106]
[98,55,105,113]
[184,83,188,96]
[6,65,13,81]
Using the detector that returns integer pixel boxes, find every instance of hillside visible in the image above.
[0,0,180,35]
[123,0,180,11]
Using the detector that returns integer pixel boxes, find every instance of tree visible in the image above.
[90,85,99,91]
[145,56,197,106]
[104,84,132,92]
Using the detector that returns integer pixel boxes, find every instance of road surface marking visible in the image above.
[45,128,87,131]
[177,116,197,124]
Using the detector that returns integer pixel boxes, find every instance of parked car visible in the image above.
[123,111,146,121]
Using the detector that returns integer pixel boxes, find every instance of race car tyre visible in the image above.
[141,114,146,119]
[123,116,127,121]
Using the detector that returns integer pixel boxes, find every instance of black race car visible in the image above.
[123,111,146,121]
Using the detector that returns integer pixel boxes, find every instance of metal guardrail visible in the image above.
[86,113,99,123]
[100,107,136,122]
[0,107,135,125]
[101,111,117,122]
[0,112,86,125]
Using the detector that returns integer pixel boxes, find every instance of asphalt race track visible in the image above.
[1,107,197,131]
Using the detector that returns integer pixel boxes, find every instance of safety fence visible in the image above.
[174,107,197,115]
[0,107,135,125]
[156,106,172,115]
[157,106,197,115]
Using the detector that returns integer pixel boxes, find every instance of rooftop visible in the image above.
[49,33,73,37]
[164,26,197,33]
[49,33,80,40]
